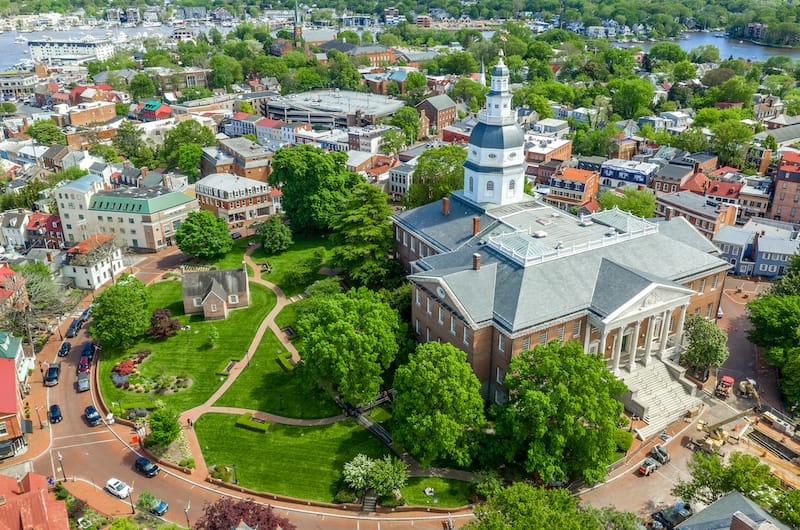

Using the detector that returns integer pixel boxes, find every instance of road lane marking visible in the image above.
[52,438,118,450]
[54,431,116,440]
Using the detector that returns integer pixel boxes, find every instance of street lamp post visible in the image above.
[129,480,135,514]
[57,452,66,482]
[184,501,191,529]
[35,406,43,429]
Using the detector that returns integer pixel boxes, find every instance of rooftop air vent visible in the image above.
[533,230,548,238]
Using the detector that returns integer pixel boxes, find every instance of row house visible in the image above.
[738,175,772,222]
[523,134,572,185]
[62,234,124,289]
[348,125,394,154]
[651,163,695,194]
[544,167,600,213]
[1,211,30,249]
[52,101,117,128]
[135,101,171,122]
[0,332,32,461]
[318,41,395,67]
[200,137,273,182]
[714,218,800,278]
[655,191,738,239]
[281,122,313,145]
[88,187,199,252]
[415,95,457,131]
[143,67,212,93]
[600,159,658,189]
[530,118,570,138]
[55,174,106,243]
[195,173,282,224]
[769,151,800,223]
[225,112,261,138]
[26,213,64,249]
[388,162,416,200]
[254,118,284,144]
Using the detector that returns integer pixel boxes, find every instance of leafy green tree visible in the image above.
[327,50,362,91]
[176,144,203,181]
[772,489,800,528]
[329,183,394,287]
[403,71,428,104]
[764,134,779,153]
[88,144,120,163]
[672,128,710,153]
[370,455,408,498]
[175,210,233,261]
[393,342,485,467]
[702,68,737,87]
[269,144,361,232]
[342,454,374,494]
[147,406,181,446]
[495,341,627,484]
[682,313,729,368]
[336,30,360,44]
[600,48,636,77]
[673,452,780,506]
[297,288,400,404]
[780,353,800,413]
[451,78,488,112]
[239,101,254,114]
[711,120,754,168]
[4,262,67,341]
[108,519,137,530]
[259,215,293,254]
[690,44,720,64]
[390,106,422,144]
[178,85,212,103]
[598,188,656,218]
[771,253,800,296]
[406,145,467,208]
[207,325,219,348]
[137,490,160,512]
[466,483,639,530]
[673,60,697,82]
[112,120,154,168]
[129,73,156,101]
[718,76,756,104]
[91,273,151,348]
[647,42,688,64]
[0,102,17,114]
[379,129,406,160]
[27,120,66,145]
[610,78,654,119]
[210,54,243,90]
[162,120,216,168]
[747,294,800,359]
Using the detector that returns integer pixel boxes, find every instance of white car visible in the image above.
[105,478,131,499]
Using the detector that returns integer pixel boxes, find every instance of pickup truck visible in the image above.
[638,457,661,476]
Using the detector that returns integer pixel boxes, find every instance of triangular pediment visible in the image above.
[604,283,694,323]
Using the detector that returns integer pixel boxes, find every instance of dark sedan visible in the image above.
[57,342,71,357]
[49,404,62,423]
[134,457,159,477]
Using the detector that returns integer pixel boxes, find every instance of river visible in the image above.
[639,31,800,62]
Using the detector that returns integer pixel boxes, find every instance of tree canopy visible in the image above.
[258,215,293,255]
[129,73,156,101]
[175,211,233,261]
[269,144,361,232]
[112,120,154,168]
[673,452,780,506]
[162,120,217,168]
[390,106,422,143]
[598,188,657,218]
[494,341,627,484]
[406,145,467,208]
[329,183,395,288]
[27,120,66,146]
[194,498,295,530]
[393,342,486,467]
[682,313,729,368]
[91,273,151,348]
[297,288,400,404]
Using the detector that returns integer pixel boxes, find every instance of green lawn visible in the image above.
[204,237,256,277]
[214,327,339,419]
[98,281,276,412]
[401,477,473,508]
[195,413,390,502]
[250,235,338,297]
[273,303,297,330]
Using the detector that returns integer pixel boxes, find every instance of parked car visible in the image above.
[147,496,169,516]
[44,363,61,386]
[230,232,242,240]
[76,372,90,393]
[651,444,670,465]
[638,457,661,476]
[80,307,92,322]
[105,478,131,499]
[85,405,102,426]
[57,341,71,357]
[81,341,96,361]
[49,404,62,423]
[66,319,82,338]
[134,457,159,477]
[77,357,90,375]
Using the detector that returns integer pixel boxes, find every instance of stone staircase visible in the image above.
[362,494,377,512]
[618,358,701,440]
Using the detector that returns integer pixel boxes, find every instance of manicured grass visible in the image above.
[273,303,297,330]
[401,477,473,508]
[250,235,339,297]
[205,237,256,277]
[195,413,390,502]
[98,281,276,412]
[214,327,339,419]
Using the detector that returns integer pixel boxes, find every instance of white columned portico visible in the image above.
[673,304,688,348]
[611,327,623,372]
[643,315,656,366]
[628,319,641,371]
[658,309,671,359]
[600,329,608,358]
[583,322,592,352]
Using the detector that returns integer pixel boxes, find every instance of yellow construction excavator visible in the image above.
[739,379,762,412]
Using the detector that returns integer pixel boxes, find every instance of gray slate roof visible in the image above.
[656,163,694,183]
[755,122,800,144]
[182,269,247,301]
[677,491,790,530]
[713,225,755,247]
[418,94,456,111]
[757,235,800,256]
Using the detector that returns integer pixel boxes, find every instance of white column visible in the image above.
[599,329,608,358]
[583,322,592,353]
[628,319,641,372]
[643,315,656,366]
[674,305,688,347]
[612,327,623,372]
[658,309,671,358]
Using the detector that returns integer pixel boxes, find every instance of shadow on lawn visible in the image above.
[248,362,339,419]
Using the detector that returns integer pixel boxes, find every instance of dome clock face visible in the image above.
[436,286,446,299]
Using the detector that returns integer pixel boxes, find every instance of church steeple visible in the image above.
[462,49,525,206]
[477,60,486,87]
[293,0,302,42]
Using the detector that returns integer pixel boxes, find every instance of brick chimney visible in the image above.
[472,253,481,271]
[665,206,674,220]
[472,216,480,235]
[47,251,54,262]
[442,197,450,216]
[140,166,148,177]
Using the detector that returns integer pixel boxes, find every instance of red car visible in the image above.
[77,357,90,374]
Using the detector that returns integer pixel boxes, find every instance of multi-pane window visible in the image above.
[540,331,548,345]
[498,335,505,352]
[573,320,582,338]
[522,337,531,350]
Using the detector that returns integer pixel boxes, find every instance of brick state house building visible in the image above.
[392,53,730,440]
